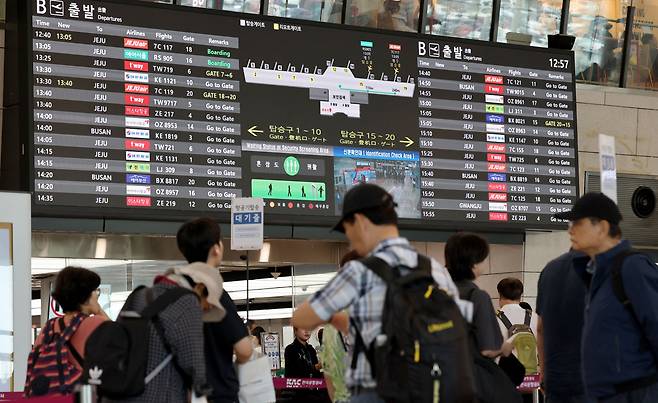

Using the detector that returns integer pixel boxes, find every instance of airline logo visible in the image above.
[124,49,149,61]
[489,202,508,212]
[126,196,151,207]
[126,162,150,173]
[486,124,505,133]
[486,105,505,114]
[125,106,150,117]
[126,185,151,196]
[485,84,503,94]
[486,114,504,124]
[489,212,509,221]
[488,193,508,202]
[125,117,150,128]
[124,61,149,72]
[124,83,149,94]
[124,38,149,49]
[485,94,504,104]
[487,143,506,153]
[124,72,149,83]
[125,128,150,139]
[488,183,508,192]
[487,133,506,143]
[126,174,151,184]
[125,140,150,151]
[487,153,506,162]
[125,95,149,106]
[488,173,507,182]
[488,162,506,172]
[484,75,504,84]
[126,151,150,162]
[389,44,401,51]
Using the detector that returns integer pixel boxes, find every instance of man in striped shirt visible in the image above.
[292,184,468,403]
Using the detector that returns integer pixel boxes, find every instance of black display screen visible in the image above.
[28,0,578,229]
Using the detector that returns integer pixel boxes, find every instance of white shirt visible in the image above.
[497,303,538,340]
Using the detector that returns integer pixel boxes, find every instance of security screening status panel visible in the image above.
[27,0,578,229]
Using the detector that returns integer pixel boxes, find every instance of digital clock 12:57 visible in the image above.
[549,58,569,69]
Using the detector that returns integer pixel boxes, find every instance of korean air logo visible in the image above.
[125,128,150,139]
[486,114,504,123]
[488,173,507,182]
[487,134,505,143]
[124,72,149,83]
[126,151,150,161]
[126,174,151,184]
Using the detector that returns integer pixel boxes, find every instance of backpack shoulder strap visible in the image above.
[611,249,645,308]
[417,254,432,276]
[523,309,532,327]
[140,287,195,320]
[496,310,514,330]
[359,256,394,284]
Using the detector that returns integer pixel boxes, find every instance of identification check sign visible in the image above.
[231,198,264,251]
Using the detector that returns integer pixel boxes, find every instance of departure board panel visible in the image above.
[28,0,577,229]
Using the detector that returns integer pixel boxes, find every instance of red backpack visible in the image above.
[25,313,86,397]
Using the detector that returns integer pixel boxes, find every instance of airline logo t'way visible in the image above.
[487,144,506,153]
[124,61,149,72]
[489,202,508,212]
[489,212,508,221]
[125,95,149,106]
[487,133,506,143]
[124,38,149,49]
[125,128,150,139]
[124,72,149,83]
[488,183,508,192]
[486,124,505,134]
[488,173,507,182]
[487,163,506,172]
[124,84,149,94]
[126,151,150,162]
[485,95,504,104]
[126,174,151,184]
[125,140,150,151]
[488,192,508,202]
[125,117,150,128]
[487,153,506,162]
[126,185,151,196]
[484,75,504,84]
[126,163,150,173]
[126,196,151,207]
[125,106,150,117]
[485,84,504,94]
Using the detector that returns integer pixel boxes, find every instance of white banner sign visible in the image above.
[599,134,618,203]
[231,197,264,251]
[261,332,281,371]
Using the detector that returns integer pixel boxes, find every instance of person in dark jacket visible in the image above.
[285,327,322,378]
[555,193,658,402]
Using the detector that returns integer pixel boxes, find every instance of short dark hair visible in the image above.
[589,217,623,238]
[342,204,398,228]
[444,233,489,282]
[52,267,100,312]
[252,326,266,342]
[177,217,221,263]
[497,278,524,301]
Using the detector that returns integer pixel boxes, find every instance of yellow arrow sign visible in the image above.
[248,126,264,137]
[400,137,414,147]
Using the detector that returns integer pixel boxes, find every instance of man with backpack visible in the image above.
[554,192,658,402]
[292,184,475,403]
[495,278,538,376]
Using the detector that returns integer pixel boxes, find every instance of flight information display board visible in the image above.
[27,0,577,229]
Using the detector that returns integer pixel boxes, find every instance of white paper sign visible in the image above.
[231,198,264,251]
[599,134,618,203]
[261,332,281,371]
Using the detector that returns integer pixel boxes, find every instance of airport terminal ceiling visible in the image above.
[9,0,578,232]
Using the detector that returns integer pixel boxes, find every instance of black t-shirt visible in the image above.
[284,338,322,378]
[204,292,249,402]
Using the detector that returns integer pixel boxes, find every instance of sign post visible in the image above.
[599,134,618,203]
[261,332,281,371]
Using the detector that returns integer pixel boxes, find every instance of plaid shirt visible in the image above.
[309,237,462,388]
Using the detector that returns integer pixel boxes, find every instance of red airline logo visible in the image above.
[124,61,149,72]
[125,140,151,151]
[484,75,504,84]
[485,84,504,94]
[487,144,506,153]
[125,106,150,117]
[487,153,506,162]
[389,44,401,50]
[126,197,151,207]
[125,95,149,106]
[488,193,508,202]
[124,38,148,49]
[125,83,149,94]
[488,183,508,192]
[488,163,506,172]
[489,212,509,221]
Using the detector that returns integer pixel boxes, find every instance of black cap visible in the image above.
[554,192,623,224]
[333,184,397,232]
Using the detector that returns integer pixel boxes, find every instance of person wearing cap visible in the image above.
[292,184,466,403]
[554,192,658,402]
[177,217,253,403]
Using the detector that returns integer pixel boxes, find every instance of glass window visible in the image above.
[267,0,343,23]
[626,0,658,90]
[497,0,562,47]
[569,0,630,86]
[179,0,261,14]
[346,0,421,32]
[423,0,492,40]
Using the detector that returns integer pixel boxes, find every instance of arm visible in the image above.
[284,344,301,378]
[233,336,253,364]
[537,315,545,376]
[291,301,324,330]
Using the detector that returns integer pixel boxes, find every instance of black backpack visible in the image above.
[352,254,477,403]
[81,286,193,398]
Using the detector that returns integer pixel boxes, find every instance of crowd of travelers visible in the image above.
[25,185,658,403]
